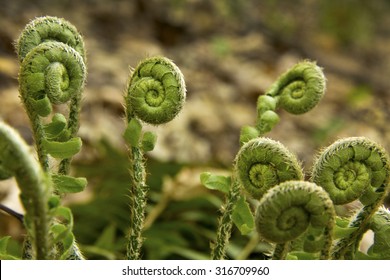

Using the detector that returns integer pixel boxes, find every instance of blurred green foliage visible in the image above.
[70,140,222,259]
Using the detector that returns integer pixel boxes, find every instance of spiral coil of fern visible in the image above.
[16,16,86,174]
[125,56,186,125]
[311,137,390,259]
[0,122,53,259]
[254,60,326,136]
[235,137,304,200]
[124,56,186,260]
[255,181,335,260]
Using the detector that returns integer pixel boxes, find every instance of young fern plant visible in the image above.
[16,16,87,176]
[123,56,186,260]
[240,60,326,144]
[244,136,390,260]
[0,16,88,260]
[202,60,326,260]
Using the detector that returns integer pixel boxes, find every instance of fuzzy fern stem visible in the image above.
[0,122,53,259]
[211,178,241,260]
[124,56,186,260]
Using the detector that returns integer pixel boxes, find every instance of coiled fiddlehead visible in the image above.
[16,16,86,62]
[254,60,326,136]
[235,137,304,200]
[124,56,186,260]
[311,137,390,259]
[126,56,186,125]
[255,181,335,260]
[0,122,53,259]
[16,16,86,174]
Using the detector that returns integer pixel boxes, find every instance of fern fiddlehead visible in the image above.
[124,56,186,260]
[311,137,390,259]
[240,60,326,144]
[12,16,87,260]
[255,181,335,260]
[0,122,53,259]
[16,16,87,174]
[236,137,304,199]
[126,56,186,125]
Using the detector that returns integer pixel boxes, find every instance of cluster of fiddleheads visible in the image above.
[207,59,390,261]
[124,56,186,260]
[1,15,388,261]
[244,136,390,260]
[209,60,327,260]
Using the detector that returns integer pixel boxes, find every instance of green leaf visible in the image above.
[123,118,142,147]
[30,96,52,117]
[142,131,157,152]
[43,113,67,139]
[239,125,259,146]
[59,233,75,260]
[53,206,74,227]
[52,174,87,194]
[232,195,255,235]
[48,196,61,209]
[200,172,231,194]
[94,223,116,250]
[42,137,82,159]
[333,217,358,239]
[335,216,350,228]
[333,225,358,239]
[51,224,69,242]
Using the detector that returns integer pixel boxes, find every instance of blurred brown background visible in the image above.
[0,0,389,259]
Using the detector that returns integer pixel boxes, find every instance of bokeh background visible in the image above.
[0,0,389,259]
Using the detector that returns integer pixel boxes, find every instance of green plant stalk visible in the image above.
[126,146,148,260]
[58,94,83,175]
[124,56,186,259]
[14,16,87,260]
[211,177,241,260]
[0,122,53,259]
[19,105,50,171]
